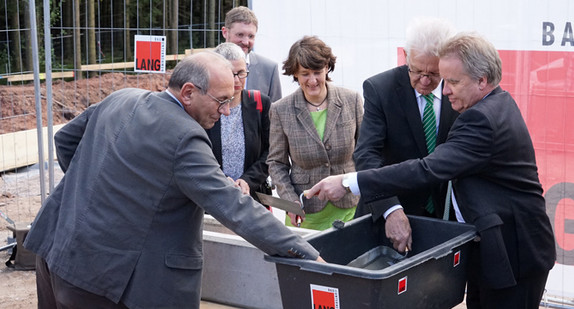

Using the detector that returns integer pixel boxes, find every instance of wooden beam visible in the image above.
[185,48,215,55]
[165,54,186,61]
[0,125,65,172]
[81,62,135,71]
[4,49,217,79]
[5,72,74,83]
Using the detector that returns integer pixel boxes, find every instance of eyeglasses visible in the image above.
[233,70,249,79]
[408,68,441,80]
[195,85,234,112]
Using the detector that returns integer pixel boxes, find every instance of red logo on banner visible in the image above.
[310,284,339,309]
[398,276,408,295]
[136,40,162,72]
[454,251,461,267]
[312,290,336,309]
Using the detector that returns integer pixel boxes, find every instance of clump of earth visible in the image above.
[0,72,171,134]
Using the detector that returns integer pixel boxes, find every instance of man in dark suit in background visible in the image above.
[308,32,555,309]
[222,6,282,102]
[353,18,459,221]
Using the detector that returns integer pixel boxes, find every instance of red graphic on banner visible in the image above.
[136,41,162,72]
[498,50,574,265]
[312,289,336,309]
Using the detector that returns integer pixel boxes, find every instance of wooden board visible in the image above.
[5,71,74,83]
[3,49,215,80]
[81,62,135,71]
[0,125,64,172]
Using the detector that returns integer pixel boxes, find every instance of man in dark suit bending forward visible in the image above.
[308,32,555,309]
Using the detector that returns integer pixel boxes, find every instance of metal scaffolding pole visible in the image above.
[43,0,55,192]
[28,0,46,203]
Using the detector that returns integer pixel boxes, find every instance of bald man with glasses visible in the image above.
[24,51,322,309]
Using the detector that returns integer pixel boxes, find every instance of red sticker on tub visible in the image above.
[398,276,408,295]
[310,284,340,309]
[454,251,461,267]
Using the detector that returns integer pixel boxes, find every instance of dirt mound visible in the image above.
[0,72,171,134]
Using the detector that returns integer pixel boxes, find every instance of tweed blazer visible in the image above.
[267,83,363,213]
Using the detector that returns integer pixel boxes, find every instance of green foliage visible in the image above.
[49,0,61,27]
[2,0,249,73]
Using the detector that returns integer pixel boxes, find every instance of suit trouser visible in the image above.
[36,256,129,309]
[465,269,549,309]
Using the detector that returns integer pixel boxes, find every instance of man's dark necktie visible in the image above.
[423,93,437,214]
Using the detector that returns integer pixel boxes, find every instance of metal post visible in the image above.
[28,0,47,203]
[43,0,55,191]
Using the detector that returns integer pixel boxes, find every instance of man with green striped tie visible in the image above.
[353,18,460,231]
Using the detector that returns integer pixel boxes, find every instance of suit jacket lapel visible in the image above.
[246,53,259,90]
[437,94,452,144]
[248,52,259,66]
[397,72,428,156]
[209,119,223,164]
[294,89,323,145]
[241,91,259,166]
[323,83,341,143]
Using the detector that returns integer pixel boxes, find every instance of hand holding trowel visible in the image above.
[255,192,307,226]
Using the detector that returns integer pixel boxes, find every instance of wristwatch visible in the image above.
[341,174,352,194]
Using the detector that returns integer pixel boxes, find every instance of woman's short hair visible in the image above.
[214,42,246,62]
[282,36,337,82]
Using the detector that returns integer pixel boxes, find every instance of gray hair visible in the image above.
[439,32,502,86]
[404,18,456,60]
[214,42,246,62]
[168,52,232,94]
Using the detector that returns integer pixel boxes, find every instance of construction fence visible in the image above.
[0,0,246,249]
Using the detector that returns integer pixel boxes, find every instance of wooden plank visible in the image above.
[81,62,135,71]
[80,55,182,71]
[161,48,215,61]
[165,54,186,61]
[0,125,65,172]
[6,49,215,78]
[4,48,216,80]
[186,48,215,55]
[5,72,74,83]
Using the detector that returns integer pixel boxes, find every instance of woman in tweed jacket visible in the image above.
[267,36,363,230]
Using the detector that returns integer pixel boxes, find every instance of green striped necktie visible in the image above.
[423,93,437,154]
[423,93,437,214]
